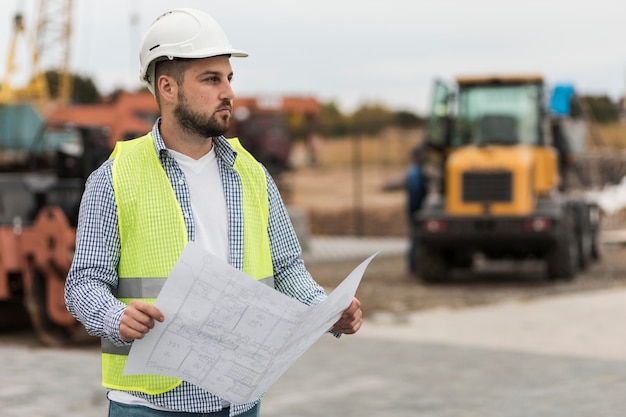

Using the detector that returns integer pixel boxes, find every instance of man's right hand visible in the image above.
[120,299,164,342]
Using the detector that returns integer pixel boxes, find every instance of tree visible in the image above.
[318,101,349,137]
[314,101,424,138]
[395,110,425,129]
[349,103,396,136]
[286,112,315,140]
[44,70,101,104]
[570,95,619,123]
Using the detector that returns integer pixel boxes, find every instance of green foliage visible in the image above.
[315,101,423,138]
[317,101,349,137]
[44,70,101,104]
[287,111,319,140]
[570,95,619,123]
[71,74,101,104]
[349,103,395,136]
[395,110,425,129]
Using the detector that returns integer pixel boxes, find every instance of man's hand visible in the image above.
[332,297,362,335]
[120,299,164,342]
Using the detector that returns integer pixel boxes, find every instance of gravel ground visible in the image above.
[307,241,626,320]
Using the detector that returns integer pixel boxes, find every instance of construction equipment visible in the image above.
[0,2,305,345]
[0,1,100,345]
[417,75,600,282]
[0,1,73,107]
[0,116,111,345]
[0,96,296,345]
[0,97,294,345]
[229,104,293,179]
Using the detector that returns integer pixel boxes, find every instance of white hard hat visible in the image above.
[139,8,248,94]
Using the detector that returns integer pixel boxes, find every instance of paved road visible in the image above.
[265,287,626,417]
[2,285,626,416]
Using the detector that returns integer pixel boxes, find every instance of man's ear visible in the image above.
[157,75,177,104]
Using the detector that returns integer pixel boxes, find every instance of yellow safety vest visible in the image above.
[102,133,273,395]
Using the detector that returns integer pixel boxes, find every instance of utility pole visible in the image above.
[352,134,364,236]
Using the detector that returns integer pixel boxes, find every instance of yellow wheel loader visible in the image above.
[417,75,600,282]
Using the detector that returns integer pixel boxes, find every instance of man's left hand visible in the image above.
[332,297,362,334]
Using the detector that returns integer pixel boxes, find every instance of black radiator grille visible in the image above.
[462,171,512,203]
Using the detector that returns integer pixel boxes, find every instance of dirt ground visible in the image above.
[283,162,626,319]
[283,163,409,237]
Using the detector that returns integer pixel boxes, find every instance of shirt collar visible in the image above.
[151,118,238,167]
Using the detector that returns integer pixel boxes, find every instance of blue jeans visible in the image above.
[108,401,260,417]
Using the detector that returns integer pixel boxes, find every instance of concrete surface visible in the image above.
[3,284,626,416]
[2,236,625,416]
[364,286,626,361]
[301,235,408,264]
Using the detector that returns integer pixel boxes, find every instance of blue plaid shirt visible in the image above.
[65,121,327,415]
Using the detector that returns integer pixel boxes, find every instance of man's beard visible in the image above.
[174,93,231,138]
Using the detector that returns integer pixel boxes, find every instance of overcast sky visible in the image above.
[1,0,625,114]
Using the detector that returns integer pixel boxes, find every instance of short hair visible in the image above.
[153,58,194,107]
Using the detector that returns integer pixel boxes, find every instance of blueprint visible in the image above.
[123,242,376,403]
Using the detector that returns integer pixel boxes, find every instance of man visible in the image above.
[550,118,575,191]
[64,8,362,417]
[405,145,428,275]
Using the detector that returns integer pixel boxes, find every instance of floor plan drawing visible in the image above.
[124,242,375,403]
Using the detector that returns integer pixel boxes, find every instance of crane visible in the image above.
[0,1,84,346]
[0,0,73,108]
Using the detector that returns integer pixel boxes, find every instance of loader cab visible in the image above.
[423,76,552,196]
[426,75,547,149]
[455,76,545,148]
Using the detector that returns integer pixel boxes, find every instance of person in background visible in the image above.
[551,118,576,191]
[406,145,428,275]
[306,131,322,166]
[64,8,362,417]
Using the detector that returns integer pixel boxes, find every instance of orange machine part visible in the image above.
[0,228,23,299]
[21,206,77,327]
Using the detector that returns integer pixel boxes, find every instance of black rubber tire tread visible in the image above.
[418,244,449,283]
[546,208,578,281]
[574,202,593,270]
[24,267,72,347]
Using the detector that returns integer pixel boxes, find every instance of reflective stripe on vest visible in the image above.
[113,275,275,299]
[104,276,276,356]
[103,133,274,395]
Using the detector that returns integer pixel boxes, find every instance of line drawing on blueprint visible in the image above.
[124,242,374,403]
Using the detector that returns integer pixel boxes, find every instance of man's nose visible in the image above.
[220,82,235,101]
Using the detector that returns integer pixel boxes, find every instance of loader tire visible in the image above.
[574,202,593,270]
[590,204,602,261]
[418,244,448,283]
[24,267,72,347]
[546,209,578,281]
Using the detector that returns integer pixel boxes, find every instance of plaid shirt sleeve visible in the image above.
[64,159,129,346]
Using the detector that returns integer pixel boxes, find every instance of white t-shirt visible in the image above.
[169,146,229,262]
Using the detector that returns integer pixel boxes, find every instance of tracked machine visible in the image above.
[0,109,111,345]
